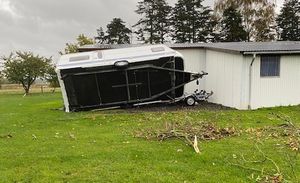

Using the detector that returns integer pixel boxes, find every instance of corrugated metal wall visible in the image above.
[176,48,300,110]
[205,50,245,109]
[175,49,206,94]
[250,55,300,109]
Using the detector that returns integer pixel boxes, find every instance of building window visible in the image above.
[260,55,280,77]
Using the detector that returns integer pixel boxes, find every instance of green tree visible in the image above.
[197,7,217,43]
[254,6,277,41]
[2,52,51,95]
[134,27,146,42]
[135,0,157,44]
[105,18,132,44]
[60,34,95,55]
[95,27,107,44]
[134,0,171,44]
[219,6,247,42]
[154,0,172,43]
[208,16,222,43]
[276,0,300,41]
[45,65,59,92]
[0,71,3,89]
[171,0,215,43]
[215,0,276,41]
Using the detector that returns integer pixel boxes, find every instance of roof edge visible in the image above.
[243,51,300,55]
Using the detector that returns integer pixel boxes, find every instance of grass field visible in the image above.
[0,92,299,182]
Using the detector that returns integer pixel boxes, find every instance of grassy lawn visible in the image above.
[0,92,299,182]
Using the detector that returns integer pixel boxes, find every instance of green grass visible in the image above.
[0,92,299,182]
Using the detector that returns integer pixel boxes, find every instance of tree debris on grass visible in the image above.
[0,133,13,139]
[134,112,298,181]
[135,122,238,153]
[230,113,299,182]
[69,132,76,140]
[245,113,300,152]
[228,142,285,183]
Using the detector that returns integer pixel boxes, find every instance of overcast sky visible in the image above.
[0,0,284,61]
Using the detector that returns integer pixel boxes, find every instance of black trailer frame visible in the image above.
[60,57,207,111]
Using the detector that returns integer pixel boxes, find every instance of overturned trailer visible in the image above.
[56,45,211,112]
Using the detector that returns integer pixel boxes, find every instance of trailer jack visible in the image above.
[184,90,214,106]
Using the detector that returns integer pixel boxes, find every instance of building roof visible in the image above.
[79,41,300,55]
[205,42,300,54]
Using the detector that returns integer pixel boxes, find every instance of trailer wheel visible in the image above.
[185,97,196,106]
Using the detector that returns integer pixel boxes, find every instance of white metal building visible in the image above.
[79,42,300,110]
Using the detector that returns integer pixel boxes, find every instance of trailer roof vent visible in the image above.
[69,55,90,62]
[151,47,165,52]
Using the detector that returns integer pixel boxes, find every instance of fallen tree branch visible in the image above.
[193,135,200,154]
[135,122,237,153]
[255,143,281,175]
[0,134,13,139]
[228,162,262,173]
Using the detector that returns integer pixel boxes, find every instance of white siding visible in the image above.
[175,49,206,72]
[175,49,206,93]
[175,48,300,110]
[205,50,246,109]
[250,55,300,109]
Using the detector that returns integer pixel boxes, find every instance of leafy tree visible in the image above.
[171,0,191,43]
[197,7,217,43]
[219,6,247,42]
[154,0,172,43]
[2,52,51,95]
[171,0,215,43]
[0,71,3,89]
[254,6,277,41]
[134,27,146,43]
[105,18,132,44]
[75,34,95,47]
[208,16,223,43]
[276,0,300,41]
[60,34,95,55]
[45,65,59,92]
[135,0,157,44]
[95,27,107,44]
[215,0,276,41]
[134,0,171,44]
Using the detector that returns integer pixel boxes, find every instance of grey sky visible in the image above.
[0,0,284,61]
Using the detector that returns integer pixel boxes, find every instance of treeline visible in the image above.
[94,0,300,44]
[1,0,300,94]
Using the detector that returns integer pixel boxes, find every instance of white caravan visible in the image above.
[56,45,211,112]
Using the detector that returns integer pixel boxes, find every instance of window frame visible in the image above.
[260,55,281,78]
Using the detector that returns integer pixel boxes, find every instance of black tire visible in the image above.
[185,96,196,106]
